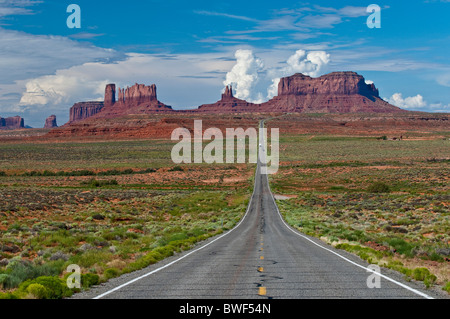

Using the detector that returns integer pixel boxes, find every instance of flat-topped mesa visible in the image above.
[69,102,104,123]
[0,116,25,130]
[262,71,403,113]
[116,83,158,106]
[278,72,379,98]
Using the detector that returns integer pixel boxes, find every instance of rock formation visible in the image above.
[69,101,104,123]
[62,71,407,129]
[117,83,157,105]
[0,116,25,130]
[277,72,379,97]
[197,85,260,113]
[104,84,116,108]
[262,72,404,113]
[93,83,173,118]
[44,115,58,129]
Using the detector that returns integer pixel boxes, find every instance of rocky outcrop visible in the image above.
[60,72,408,131]
[0,116,25,130]
[69,102,104,123]
[104,84,116,108]
[65,83,172,125]
[117,83,157,105]
[277,72,379,97]
[262,72,404,113]
[197,85,260,113]
[99,83,173,117]
[44,115,58,129]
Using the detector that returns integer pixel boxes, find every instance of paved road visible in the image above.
[79,122,441,299]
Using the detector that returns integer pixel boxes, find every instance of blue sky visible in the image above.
[0,0,449,127]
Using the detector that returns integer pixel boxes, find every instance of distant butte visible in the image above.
[0,115,25,130]
[65,71,406,125]
[68,83,173,123]
[196,84,259,113]
[261,71,404,113]
[44,115,58,129]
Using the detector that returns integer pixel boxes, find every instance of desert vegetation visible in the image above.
[270,133,449,293]
[0,139,254,299]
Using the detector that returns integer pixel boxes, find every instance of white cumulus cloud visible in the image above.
[387,93,427,109]
[223,49,265,103]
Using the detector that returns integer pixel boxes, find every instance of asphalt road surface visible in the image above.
[76,122,444,299]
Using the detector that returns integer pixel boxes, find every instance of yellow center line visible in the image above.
[259,287,267,296]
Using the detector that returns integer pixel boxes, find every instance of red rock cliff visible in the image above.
[44,115,58,129]
[262,71,404,113]
[0,116,25,129]
[117,83,157,106]
[278,72,379,97]
[69,102,104,123]
[197,85,259,113]
[101,83,173,117]
[104,84,116,108]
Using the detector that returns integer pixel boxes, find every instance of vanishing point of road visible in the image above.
[75,122,444,300]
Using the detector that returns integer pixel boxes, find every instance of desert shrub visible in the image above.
[0,171,6,176]
[103,268,120,280]
[81,178,118,188]
[0,273,8,288]
[367,182,391,193]
[0,292,18,299]
[81,273,99,288]
[2,260,63,289]
[92,214,105,220]
[27,283,48,299]
[412,268,437,288]
[443,282,450,294]
[387,238,415,257]
[70,250,113,268]
[19,276,72,299]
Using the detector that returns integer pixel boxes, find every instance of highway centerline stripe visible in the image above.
[259,287,267,296]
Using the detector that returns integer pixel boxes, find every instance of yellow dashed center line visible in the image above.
[258,235,266,296]
[259,287,267,296]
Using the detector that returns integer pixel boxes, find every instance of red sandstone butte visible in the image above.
[69,101,104,123]
[44,115,58,128]
[64,71,406,127]
[261,72,405,113]
[67,83,172,124]
[196,85,260,113]
[95,83,173,118]
[0,115,25,130]
[104,84,116,108]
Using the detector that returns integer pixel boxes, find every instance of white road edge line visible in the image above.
[264,171,434,299]
[93,165,259,299]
